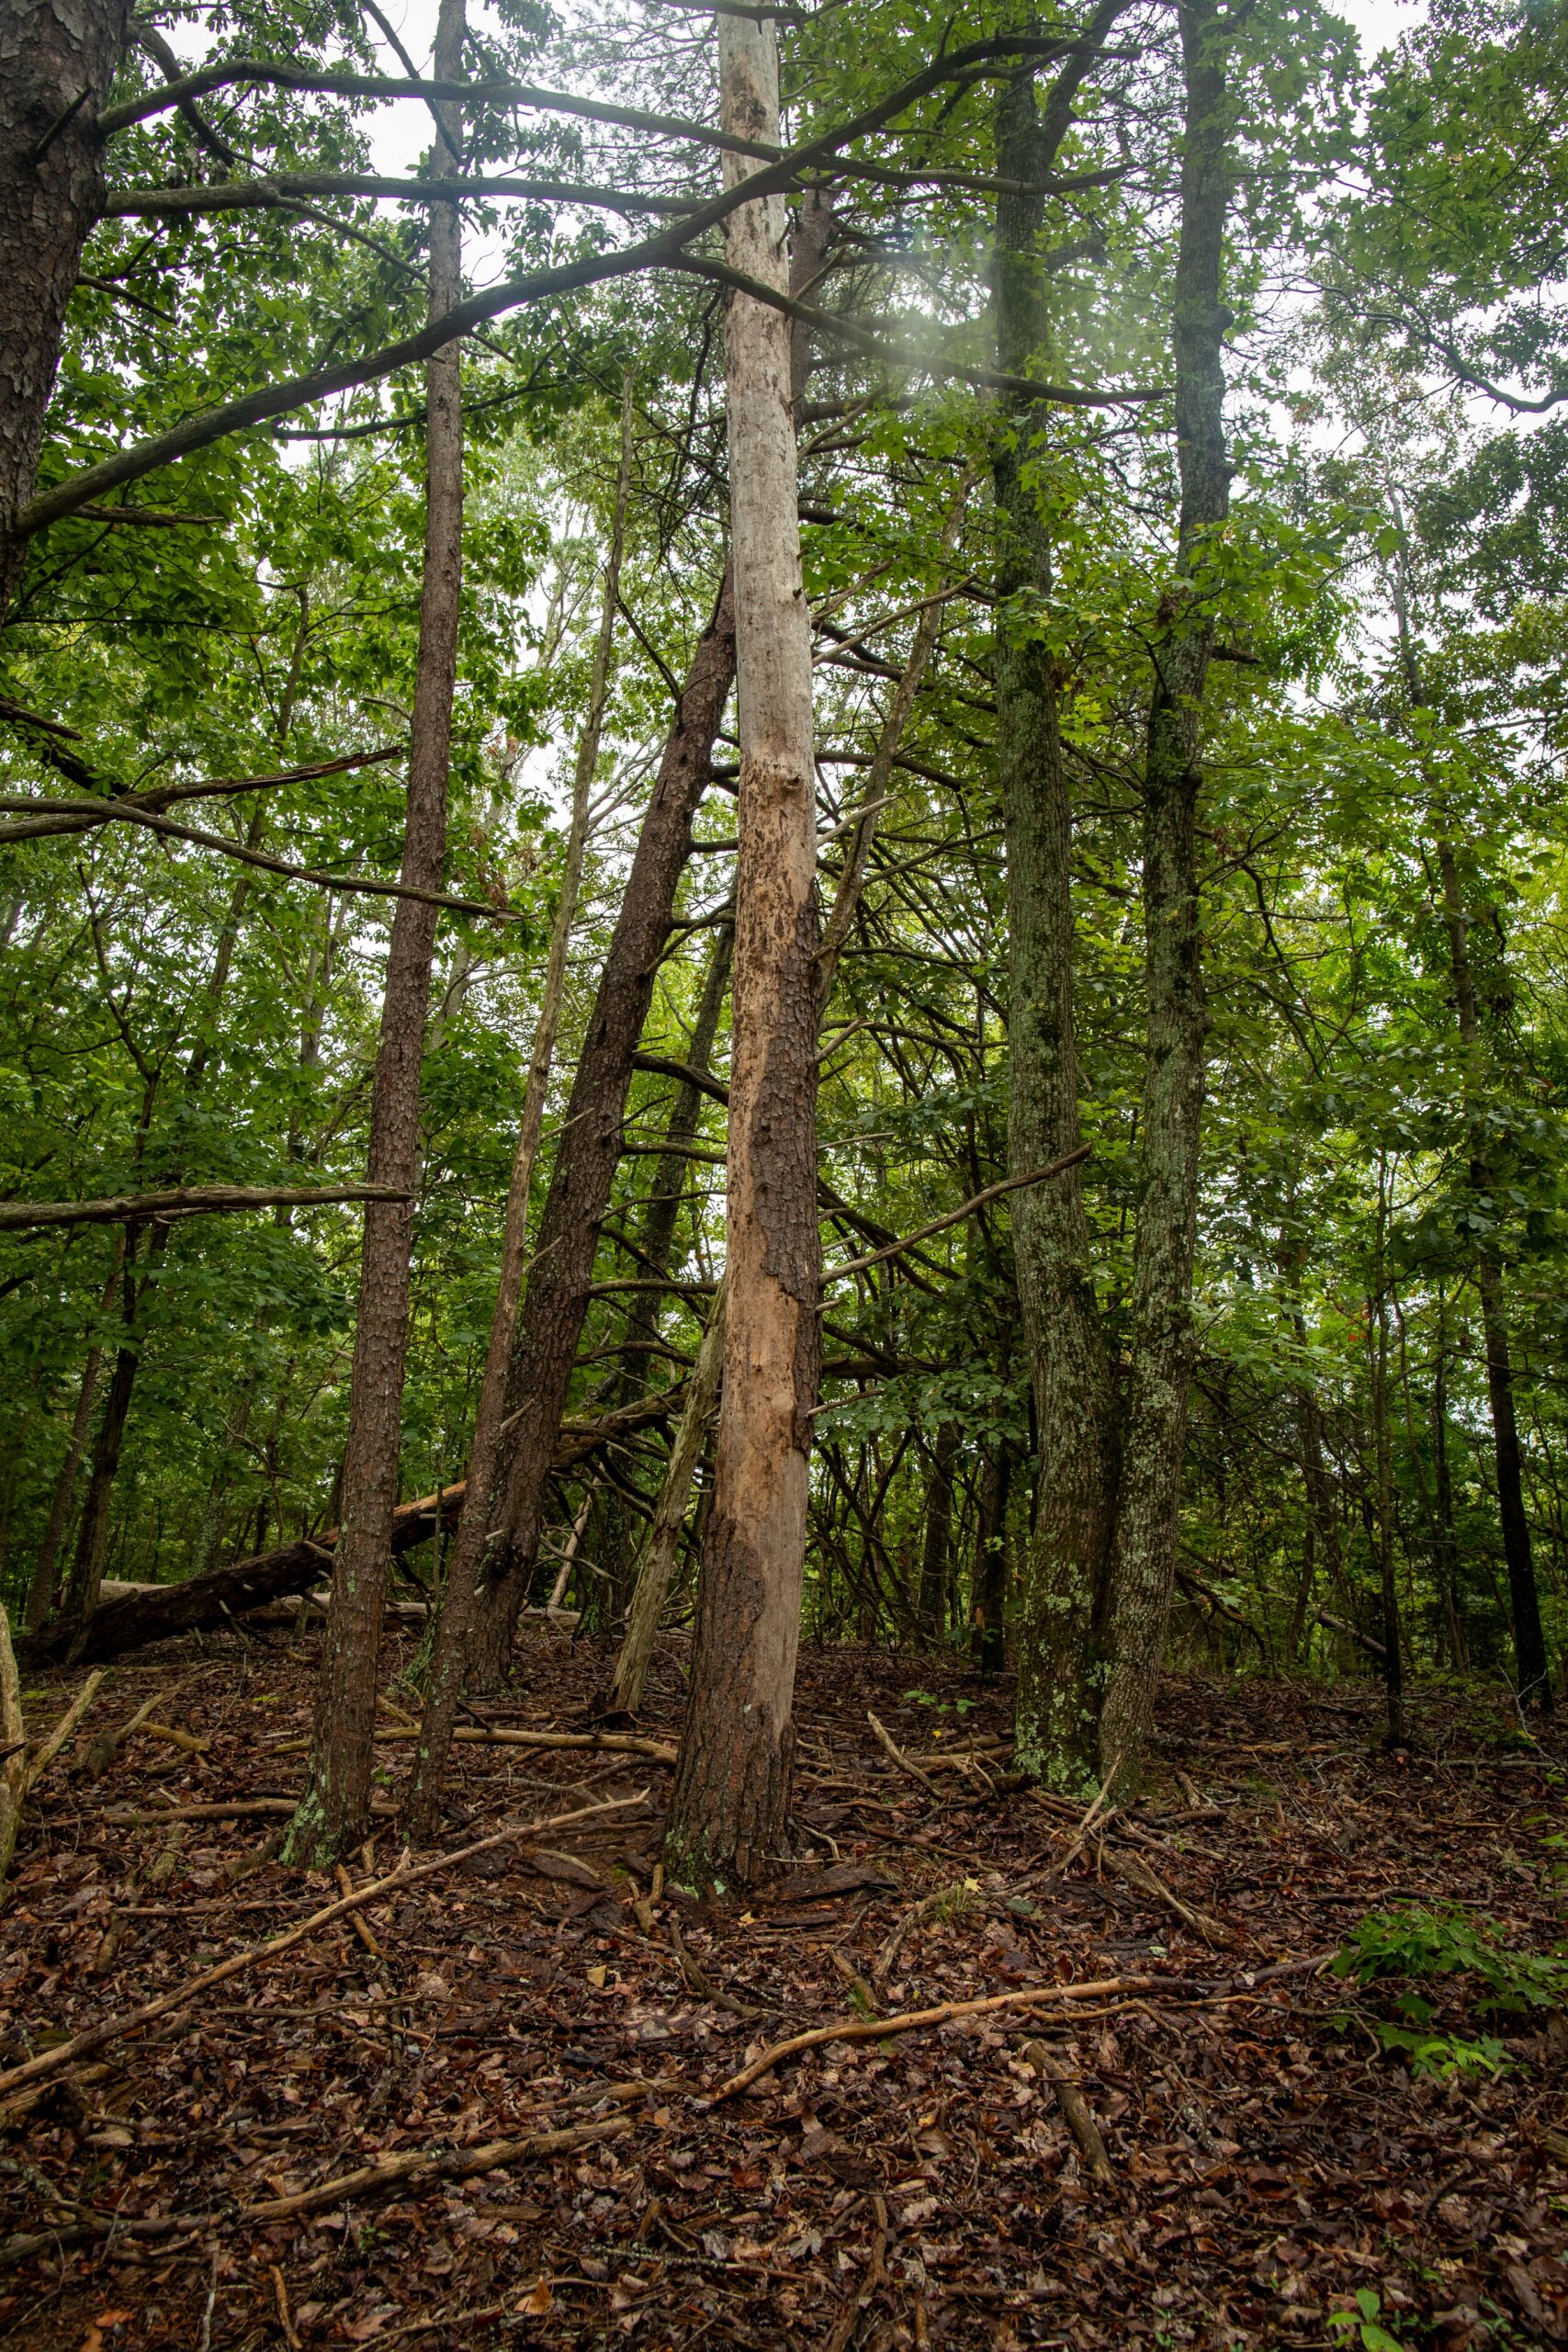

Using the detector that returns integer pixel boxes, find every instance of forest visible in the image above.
[1,0,1567,2339]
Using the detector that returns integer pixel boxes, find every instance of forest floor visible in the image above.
[1,1626,1565,2351]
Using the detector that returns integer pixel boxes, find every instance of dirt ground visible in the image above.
[1,1625,1564,2350]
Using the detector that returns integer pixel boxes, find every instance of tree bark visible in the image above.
[402,384,632,1840]
[1097,0,1232,1799]
[61,1230,144,1635]
[465,195,832,1690]
[991,20,1124,1790]
[971,1446,1011,1680]
[26,1238,125,1630]
[287,0,465,1865]
[919,1423,958,1643]
[1368,1168,1406,1746]
[1434,838,1551,1708]
[604,1272,728,1719]
[661,21,820,1889]
[0,0,129,616]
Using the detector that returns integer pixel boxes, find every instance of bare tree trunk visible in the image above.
[0,0,128,616]
[26,1238,126,1629]
[617,920,734,1382]
[601,545,947,1708]
[62,1230,143,1635]
[1430,1320,1467,1668]
[971,1446,1011,1680]
[1368,1164,1405,1746]
[991,23,1125,1790]
[603,1272,728,1720]
[661,21,820,1889]
[1434,839,1551,1708]
[1098,0,1233,1799]
[402,386,633,1840]
[919,1423,958,1644]
[465,197,832,1690]
[287,0,465,1865]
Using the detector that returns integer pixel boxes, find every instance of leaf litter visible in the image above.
[1,1627,1565,2349]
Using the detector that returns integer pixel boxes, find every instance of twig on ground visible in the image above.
[1021,2038,1114,2186]
[243,2109,636,2222]
[866,1711,940,1797]
[0,1788,647,2102]
[709,1975,1148,2101]
[24,1669,108,1795]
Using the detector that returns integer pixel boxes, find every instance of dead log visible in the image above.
[18,1383,685,1670]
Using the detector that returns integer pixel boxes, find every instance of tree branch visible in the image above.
[0,1183,412,1233]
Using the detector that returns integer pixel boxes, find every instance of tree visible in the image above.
[661,8,820,1888]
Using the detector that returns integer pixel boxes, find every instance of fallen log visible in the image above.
[19,1385,686,1671]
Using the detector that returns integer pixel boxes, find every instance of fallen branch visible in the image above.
[866,1710,939,1797]
[274,1724,677,1764]
[22,1387,692,1671]
[1094,1840,1242,1951]
[0,1182,410,1233]
[0,1789,646,2103]
[24,1668,107,1792]
[1021,2039,1113,2186]
[708,1976,1147,2102]
[242,2110,637,2222]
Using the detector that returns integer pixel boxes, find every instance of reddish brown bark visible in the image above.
[0,0,128,616]
[287,0,465,1863]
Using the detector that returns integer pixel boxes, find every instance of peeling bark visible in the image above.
[662,20,819,1888]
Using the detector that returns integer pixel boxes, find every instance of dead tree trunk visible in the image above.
[403,386,633,1840]
[465,198,832,1690]
[0,0,128,616]
[661,20,821,1889]
[287,0,465,1866]
[1096,0,1233,1800]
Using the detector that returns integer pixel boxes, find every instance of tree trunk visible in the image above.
[1430,1327,1467,1669]
[62,1230,144,1636]
[466,196,832,1690]
[287,0,465,1865]
[1431,839,1551,1707]
[1368,1174,1406,1745]
[402,383,632,1840]
[991,33,1123,1790]
[1097,0,1232,1800]
[618,919,735,1382]
[26,1238,126,1629]
[971,1446,1011,1680]
[0,0,128,616]
[603,1272,728,1719]
[661,21,820,1889]
[919,1423,958,1643]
